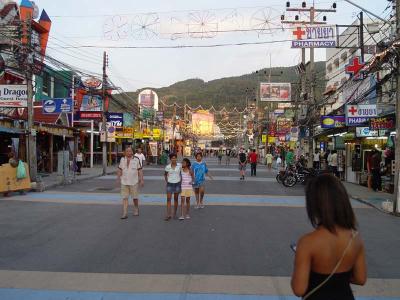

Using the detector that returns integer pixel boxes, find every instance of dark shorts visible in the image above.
[192,181,205,189]
[167,182,181,194]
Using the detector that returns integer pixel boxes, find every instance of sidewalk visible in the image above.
[34,166,118,191]
[343,182,395,213]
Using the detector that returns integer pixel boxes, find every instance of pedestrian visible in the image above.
[291,174,366,299]
[192,152,213,209]
[238,148,247,180]
[366,152,373,191]
[217,147,224,165]
[249,149,258,176]
[180,158,194,220]
[313,149,320,170]
[265,152,273,170]
[164,153,182,221]
[285,149,294,167]
[76,149,83,175]
[330,150,338,178]
[371,149,382,192]
[225,148,231,165]
[134,147,146,168]
[326,150,332,171]
[117,147,144,219]
[276,155,282,170]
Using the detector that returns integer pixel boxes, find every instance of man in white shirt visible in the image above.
[134,147,146,168]
[313,149,320,170]
[118,147,144,219]
[330,150,338,177]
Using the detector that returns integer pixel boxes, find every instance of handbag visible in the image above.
[302,230,358,300]
[16,160,27,180]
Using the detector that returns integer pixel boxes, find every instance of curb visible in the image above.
[350,195,396,215]
[34,170,117,192]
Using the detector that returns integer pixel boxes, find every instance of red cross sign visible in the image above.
[345,56,365,79]
[293,27,306,40]
[348,106,358,116]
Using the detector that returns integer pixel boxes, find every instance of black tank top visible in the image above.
[305,271,354,300]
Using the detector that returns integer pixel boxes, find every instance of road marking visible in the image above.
[1,192,369,208]
[100,175,278,182]
[0,271,398,298]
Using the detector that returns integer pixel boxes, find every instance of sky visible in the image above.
[31,0,390,92]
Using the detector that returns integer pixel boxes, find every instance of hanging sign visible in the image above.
[370,117,395,130]
[321,115,345,128]
[345,104,377,126]
[0,85,27,107]
[291,25,336,48]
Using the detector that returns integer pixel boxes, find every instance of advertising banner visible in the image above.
[291,25,336,48]
[260,83,291,102]
[138,89,159,110]
[370,117,395,130]
[0,85,27,107]
[321,115,345,128]
[42,98,73,114]
[80,95,103,111]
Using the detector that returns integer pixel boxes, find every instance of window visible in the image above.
[42,72,50,96]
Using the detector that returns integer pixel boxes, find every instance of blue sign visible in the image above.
[346,117,369,126]
[42,98,73,114]
[107,112,123,127]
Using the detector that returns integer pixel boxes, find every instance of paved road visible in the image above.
[1,158,399,299]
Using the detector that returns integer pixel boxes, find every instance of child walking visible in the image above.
[180,158,194,220]
[191,152,213,209]
[164,153,182,221]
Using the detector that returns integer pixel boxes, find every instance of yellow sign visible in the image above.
[153,128,161,138]
[134,132,143,139]
[262,135,267,143]
[268,137,276,144]
[123,127,134,138]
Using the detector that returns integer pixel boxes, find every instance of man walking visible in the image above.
[134,147,146,168]
[118,147,144,219]
[225,148,231,165]
[313,149,320,170]
[249,149,258,176]
[217,147,224,165]
[238,148,247,180]
[371,149,382,192]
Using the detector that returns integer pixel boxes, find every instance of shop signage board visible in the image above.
[156,111,164,122]
[80,95,103,111]
[0,85,28,107]
[260,83,291,102]
[345,104,377,126]
[370,117,395,130]
[106,113,123,127]
[276,118,292,134]
[42,98,73,114]
[274,109,284,115]
[356,127,378,137]
[79,111,102,119]
[291,25,336,48]
[321,115,345,128]
[100,122,116,142]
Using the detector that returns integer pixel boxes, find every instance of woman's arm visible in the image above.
[351,241,367,286]
[291,236,312,297]
[164,171,169,183]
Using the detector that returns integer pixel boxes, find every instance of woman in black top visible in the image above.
[291,174,367,300]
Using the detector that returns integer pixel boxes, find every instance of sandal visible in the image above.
[120,215,128,220]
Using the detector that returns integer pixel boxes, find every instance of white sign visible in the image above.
[0,85,27,107]
[291,25,336,48]
[346,104,377,118]
[356,127,378,137]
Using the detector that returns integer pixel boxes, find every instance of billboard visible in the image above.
[138,89,159,110]
[0,85,27,107]
[192,111,214,136]
[80,95,103,111]
[321,115,345,129]
[291,25,336,48]
[260,83,291,102]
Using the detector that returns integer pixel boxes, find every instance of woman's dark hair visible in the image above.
[169,153,177,159]
[195,152,203,158]
[305,174,357,233]
[182,158,191,167]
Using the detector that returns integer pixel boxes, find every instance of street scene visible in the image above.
[1,0,400,299]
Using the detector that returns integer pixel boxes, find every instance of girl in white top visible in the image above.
[180,158,194,220]
[164,153,182,221]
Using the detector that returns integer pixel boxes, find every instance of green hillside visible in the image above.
[111,61,326,112]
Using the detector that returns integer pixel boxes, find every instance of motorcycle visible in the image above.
[283,163,317,187]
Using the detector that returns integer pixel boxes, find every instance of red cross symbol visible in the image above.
[348,106,358,116]
[293,27,305,40]
[345,56,365,78]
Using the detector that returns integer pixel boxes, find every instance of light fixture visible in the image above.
[295,15,299,21]
[302,2,307,8]
[286,1,291,8]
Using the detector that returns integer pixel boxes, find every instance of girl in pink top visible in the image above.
[180,158,194,220]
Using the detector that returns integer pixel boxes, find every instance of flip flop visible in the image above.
[120,215,128,220]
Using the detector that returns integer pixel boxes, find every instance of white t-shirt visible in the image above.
[165,163,182,183]
[331,153,338,167]
[134,153,146,167]
[119,156,141,186]
[313,153,320,162]
[76,153,83,162]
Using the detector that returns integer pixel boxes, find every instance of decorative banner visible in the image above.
[291,25,336,48]
[260,83,291,102]
[0,85,28,107]
[80,95,103,111]
[370,117,395,130]
[138,89,159,110]
[43,98,73,114]
[356,127,378,137]
[345,104,377,126]
[321,115,345,128]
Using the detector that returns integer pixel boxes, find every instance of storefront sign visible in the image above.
[79,111,102,119]
[0,85,27,107]
[260,83,291,102]
[370,117,395,130]
[321,115,345,128]
[291,25,336,48]
[156,111,164,122]
[276,118,292,134]
[346,104,377,126]
[274,109,284,115]
[106,113,123,127]
[123,127,134,138]
[153,128,161,138]
[356,127,378,137]
[80,95,103,111]
[43,98,73,114]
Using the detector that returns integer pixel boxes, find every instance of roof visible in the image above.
[16,102,61,124]
[20,0,33,8]
[39,9,51,22]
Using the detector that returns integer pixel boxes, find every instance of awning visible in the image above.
[0,126,25,134]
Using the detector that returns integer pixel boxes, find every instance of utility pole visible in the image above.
[394,0,400,213]
[101,51,108,175]
[24,18,37,183]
